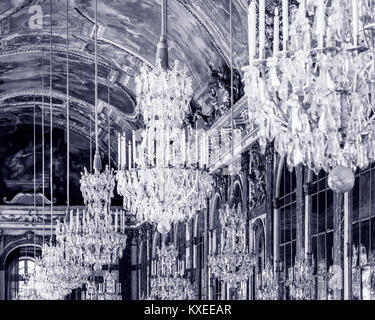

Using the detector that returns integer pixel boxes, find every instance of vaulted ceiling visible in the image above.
[0,0,294,204]
[0,0,252,143]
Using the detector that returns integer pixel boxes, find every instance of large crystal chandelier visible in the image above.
[244,0,375,193]
[285,255,315,300]
[148,244,195,300]
[116,0,213,234]
[208,204,256,288]
[58,209,127,271]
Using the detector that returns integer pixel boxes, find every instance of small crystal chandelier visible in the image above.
[17,272,43,300]
[256,260,279,300]
[149,244,195,300]
[285,254,315,300]
[208,204,256,288]
[116,0,213,233]
[82,272,122,300]
[243,0,375,193]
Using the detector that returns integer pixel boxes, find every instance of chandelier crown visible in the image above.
[80,165,116,209]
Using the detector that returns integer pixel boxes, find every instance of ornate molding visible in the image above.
[3,193,55,206]
[207,64,244,122]
[212,171,228,195]
[265,141,275,164]
[241,150,250,174]
[249,142,266,210]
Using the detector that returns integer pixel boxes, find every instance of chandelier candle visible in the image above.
[273,7,279,56]
[259,0,265,59]
[316,0,325,48]
[248,0,256,63]
[352,0,359,46]
[282,0,288,51]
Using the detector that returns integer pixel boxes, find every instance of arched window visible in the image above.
[253,219,265,299]
[194,212,205,299]
[232,182,242,208]
[309,170,334,300]
[351,163,375,300]
[176,221,186,274]
[139,240,148,299]
[210,195,222,300]
[5,246,39,300]
[278,162,297,300]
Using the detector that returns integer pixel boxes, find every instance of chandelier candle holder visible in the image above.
[243,0,375,193]
[208,204,256,288]
[149,244,195,300]
[285,255,315,300]
[257,260,279,300]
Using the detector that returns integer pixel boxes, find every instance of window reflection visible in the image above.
[278,163,297,300]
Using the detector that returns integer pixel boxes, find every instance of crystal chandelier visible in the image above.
[116,0,213,233]
[208,204,256,288]
[74,0,127,271]
[256,260,279,300]
[244,0,375,193]
[58,208,127,272]
[82,272,122,300]
[149,244,195,300]
[285,254,315,300]
[17,272,43,300]
[27,242,82,300]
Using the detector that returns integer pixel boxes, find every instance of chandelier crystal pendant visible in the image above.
[116,0,214,233]
[148,244,195,300]
[207,204,256,288]
[243,0,375,193]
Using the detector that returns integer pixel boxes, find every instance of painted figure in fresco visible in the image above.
[4,143,33,179]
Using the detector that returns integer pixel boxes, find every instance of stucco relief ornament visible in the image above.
[249,143,266,210]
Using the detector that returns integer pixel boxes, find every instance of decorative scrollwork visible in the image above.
[249,142,266,210]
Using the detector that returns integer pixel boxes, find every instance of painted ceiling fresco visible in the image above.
[0,0,292,205]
